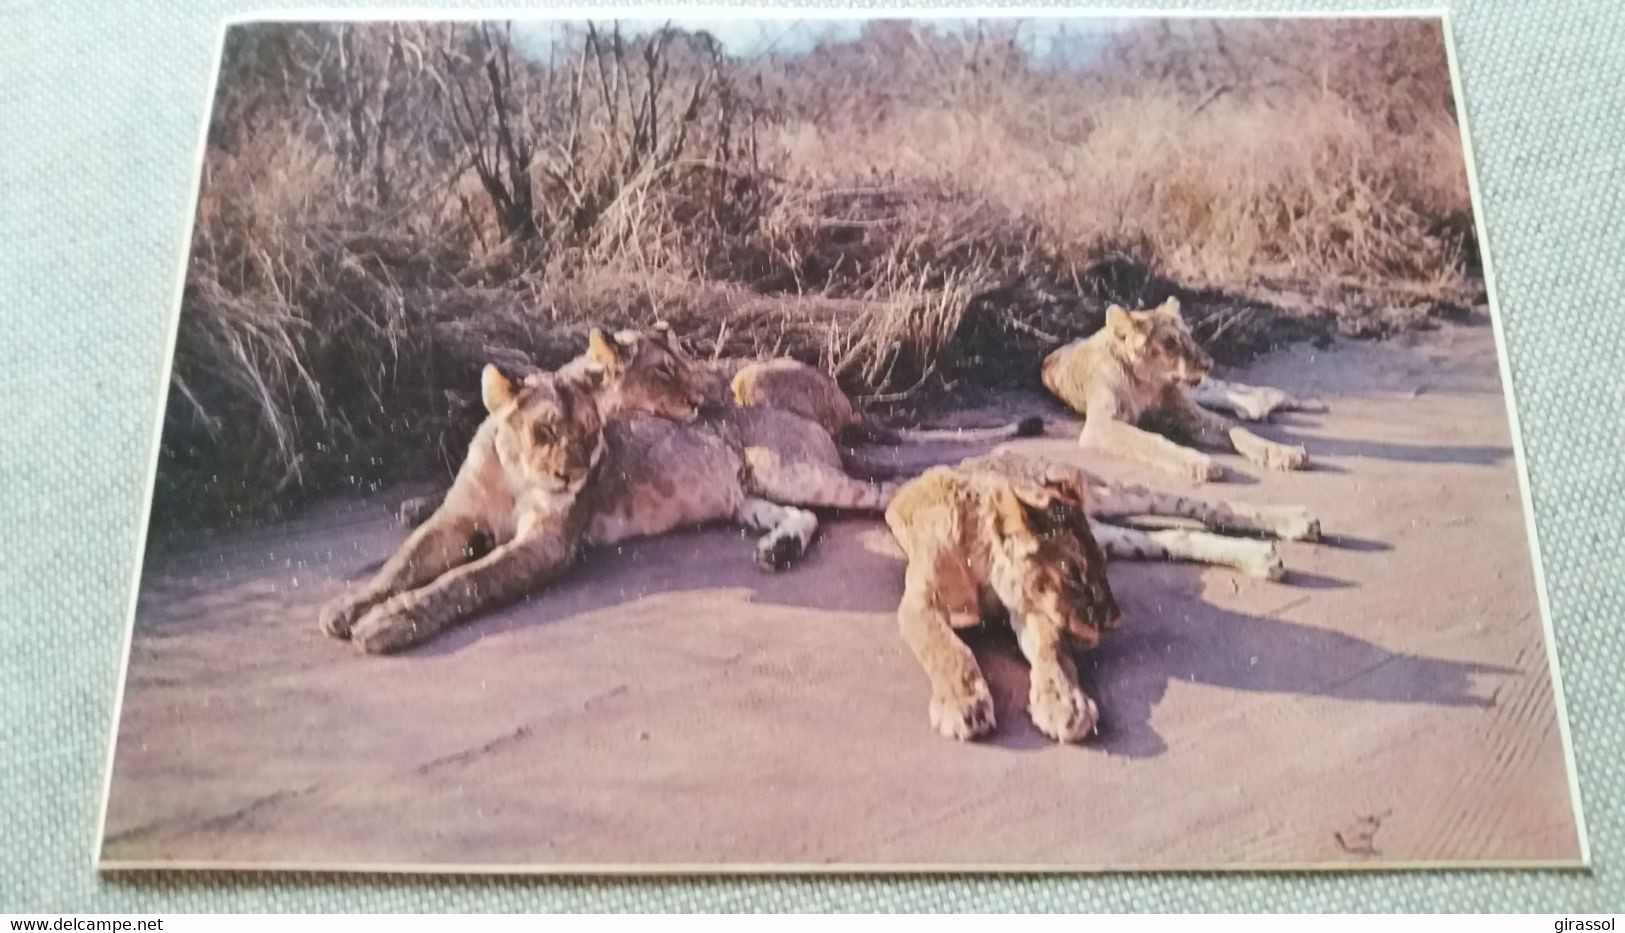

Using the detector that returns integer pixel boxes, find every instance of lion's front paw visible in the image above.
[1233,398,1277,421]
[754,531,806,572]
[1241,542,1287,581]
[928,677,997,742]
[350,598,433,655]
[1187,454,1223,483]
[1271,507,1322,542]
[1028,671,1098,743]
[1259,443,1309,471]
[318,593,371,640]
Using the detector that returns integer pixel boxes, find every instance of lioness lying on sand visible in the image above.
[331,337,908,652]
[319,366,609,653]
[1042,298,1314,482]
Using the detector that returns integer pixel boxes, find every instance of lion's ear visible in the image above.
[1008,479,1090,538]
[1039,477,1087,512]
[1155,296,1182,320]
[571,361,607,392]
[1105,304,1138,337]
[587,328,625,367]
[994,482,1058,536]
[481,364,517,414]
[992,485,1037,539]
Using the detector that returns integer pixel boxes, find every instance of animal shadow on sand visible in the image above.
[1072,568,1512,759]
[357,517,1511,762]
[1304,435,1511,466]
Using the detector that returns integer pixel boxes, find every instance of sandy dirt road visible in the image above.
[101,319,1581,870]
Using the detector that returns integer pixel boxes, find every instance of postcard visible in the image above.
[99,10,1584,872]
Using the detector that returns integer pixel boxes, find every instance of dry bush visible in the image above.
[758,18,1473,298]
[824,263,984,395]
[159,17,1477,532]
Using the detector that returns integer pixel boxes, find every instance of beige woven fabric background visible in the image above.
[1,0,1619,912]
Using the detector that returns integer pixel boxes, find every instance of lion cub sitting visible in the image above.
[885,459,1121,744]
[1042,298,1310,482]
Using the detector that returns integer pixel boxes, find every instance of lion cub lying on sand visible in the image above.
[887,456,1121,743]
[1043,297,1311,482]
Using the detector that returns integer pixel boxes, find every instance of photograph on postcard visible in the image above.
[100,12,1584,871]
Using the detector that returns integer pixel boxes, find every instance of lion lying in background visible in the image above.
[727,356,1042,445]
[626,326,1320,577]
[886,456,1121,743]
[1042,298,1313,482]
[696,334,1319,577]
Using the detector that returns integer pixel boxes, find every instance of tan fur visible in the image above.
[886,459,1120,743]
[576,403,881,570]
[398,326,897,579]
[1188,376,1328,422]
[729,356,1043,445]
[730,357,855,437]
[570,322,712,424]
[1042,297,1310,482]
[971,450,1319,580]
[565,329,1315,577]
[566,326,897,522]
[320,367,609,654]
[332,340,849,653]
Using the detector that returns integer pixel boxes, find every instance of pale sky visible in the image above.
[512,16,1128,63]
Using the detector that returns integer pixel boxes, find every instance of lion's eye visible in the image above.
[532,424,556,445]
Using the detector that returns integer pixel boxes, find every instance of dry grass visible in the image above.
[157,17,1478,530]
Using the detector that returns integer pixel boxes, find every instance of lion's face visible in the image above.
[1108,297,1212,386]
[482,366,606,495]
[585,322,709,423]
[994,480,1121,645]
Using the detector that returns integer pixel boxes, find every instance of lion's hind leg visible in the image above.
[735,497,820,571]
[1089,482,1320,542]
[1092,522,1284,580]
[748,459,899,512]
[1192,378,1327,421]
